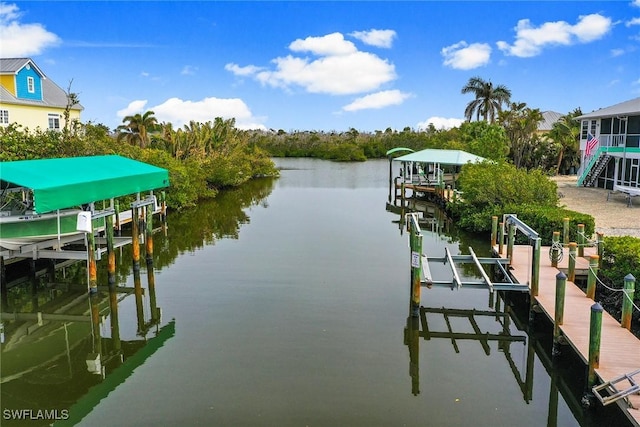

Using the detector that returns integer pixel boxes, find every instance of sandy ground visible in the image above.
[552,176,640,238]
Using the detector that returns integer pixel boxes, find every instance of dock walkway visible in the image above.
[499,243,640,426]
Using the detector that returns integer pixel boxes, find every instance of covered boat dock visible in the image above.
[387,147,485,205]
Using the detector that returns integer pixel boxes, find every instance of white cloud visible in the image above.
[349,29,396,48]
[342,90,412,112]
[0,2,60,56]
[227,32,396,95]
[627,17,640,26]
[225,63,264,76]
[441,41,491,70]
[497,14,612,58]
[632,0,640,8]
[116,100,149,118]
[181,65,198,75]
[417,117,464,130]
[289,32,357,56]
[150,97,265,130]
[611,48,625,57]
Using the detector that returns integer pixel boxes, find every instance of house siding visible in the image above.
[0,74,15,95]
[15,66,43,101]
[0,103,80,130]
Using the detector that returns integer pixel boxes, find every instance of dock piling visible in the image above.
[586,255,600,300]
[491,216,498,248]
[498,222,505,255]
[106,214,116,286]
[585,302,603,405]
[553,272,567,356]
[507,223,515,266]
[87,228,98,294]
[578,224,585,257]
[596,232,604,268]
[131,206,140,272]
[551,231,561,268]
[567,242,577,282]
[621,274,636,331]
[562,217,569,246]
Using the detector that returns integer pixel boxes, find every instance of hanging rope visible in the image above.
[576,229,597,248]
[569,251,640,313]
[548,240,564,263]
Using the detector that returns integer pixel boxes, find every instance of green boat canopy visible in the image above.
[393,148,485,166]
[0,155,170,213]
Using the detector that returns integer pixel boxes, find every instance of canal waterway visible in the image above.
[1,159,630,426]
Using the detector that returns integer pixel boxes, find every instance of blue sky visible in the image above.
[2,1,640,132]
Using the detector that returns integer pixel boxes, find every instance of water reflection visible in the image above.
[390,197,630,427]
[1,266,175,426]
[1,176,276,426]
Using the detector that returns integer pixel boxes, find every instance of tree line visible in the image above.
[0,117,278,210]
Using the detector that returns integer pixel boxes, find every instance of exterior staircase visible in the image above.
[582,153,611,187]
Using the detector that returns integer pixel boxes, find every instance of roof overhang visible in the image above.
[393,148,485,166]
[0,155,170,213]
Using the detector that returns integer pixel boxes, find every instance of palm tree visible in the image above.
[116,110,158,148]
[547,108,582,175]
[461,77,511,123]
[498,102,543,169]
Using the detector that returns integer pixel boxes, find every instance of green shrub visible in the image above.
[601,236,640,300]
[455,203,595,245]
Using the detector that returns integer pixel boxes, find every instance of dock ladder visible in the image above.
[592,369,640,407]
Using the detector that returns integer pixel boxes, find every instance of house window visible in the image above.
[48,114,60,130]
[27,76,35,93]
[0,110,8,124]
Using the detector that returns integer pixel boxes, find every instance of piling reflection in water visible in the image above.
[0,177,276,426]
[390,195,632,427]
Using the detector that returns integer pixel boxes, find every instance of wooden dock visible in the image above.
[499,243,640,426]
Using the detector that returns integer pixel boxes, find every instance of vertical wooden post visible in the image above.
[388,157,393,204]
[491,216,498,248]
[577,224,585,257]
[87,227,98,294]
[553,272,567,356]
[562,217,569,246]
[410,227,422,318]
[530,238,541,298]
[507,223,515,266]
[146,203,159,323]
[586,255,600,300]
[105,214,116,287]
[596,232,604,268]
[621,274,636,331]
[567,242,577,282]
[498,222,504,255]
[161,190,167,222]
[551,231,561,268]
[587,303,603,391]
[131,206,140,273]
[114,200,121,237]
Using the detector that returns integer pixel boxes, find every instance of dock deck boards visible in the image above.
[499,244,640,425]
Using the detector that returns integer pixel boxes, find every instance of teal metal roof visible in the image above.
[393,148,485,165]
[0,155,169,213]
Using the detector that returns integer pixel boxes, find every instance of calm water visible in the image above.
[1,159,629,426]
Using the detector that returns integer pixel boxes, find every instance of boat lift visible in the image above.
[406,212,529,293]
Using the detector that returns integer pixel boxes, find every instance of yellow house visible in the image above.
[0,58,83,131]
